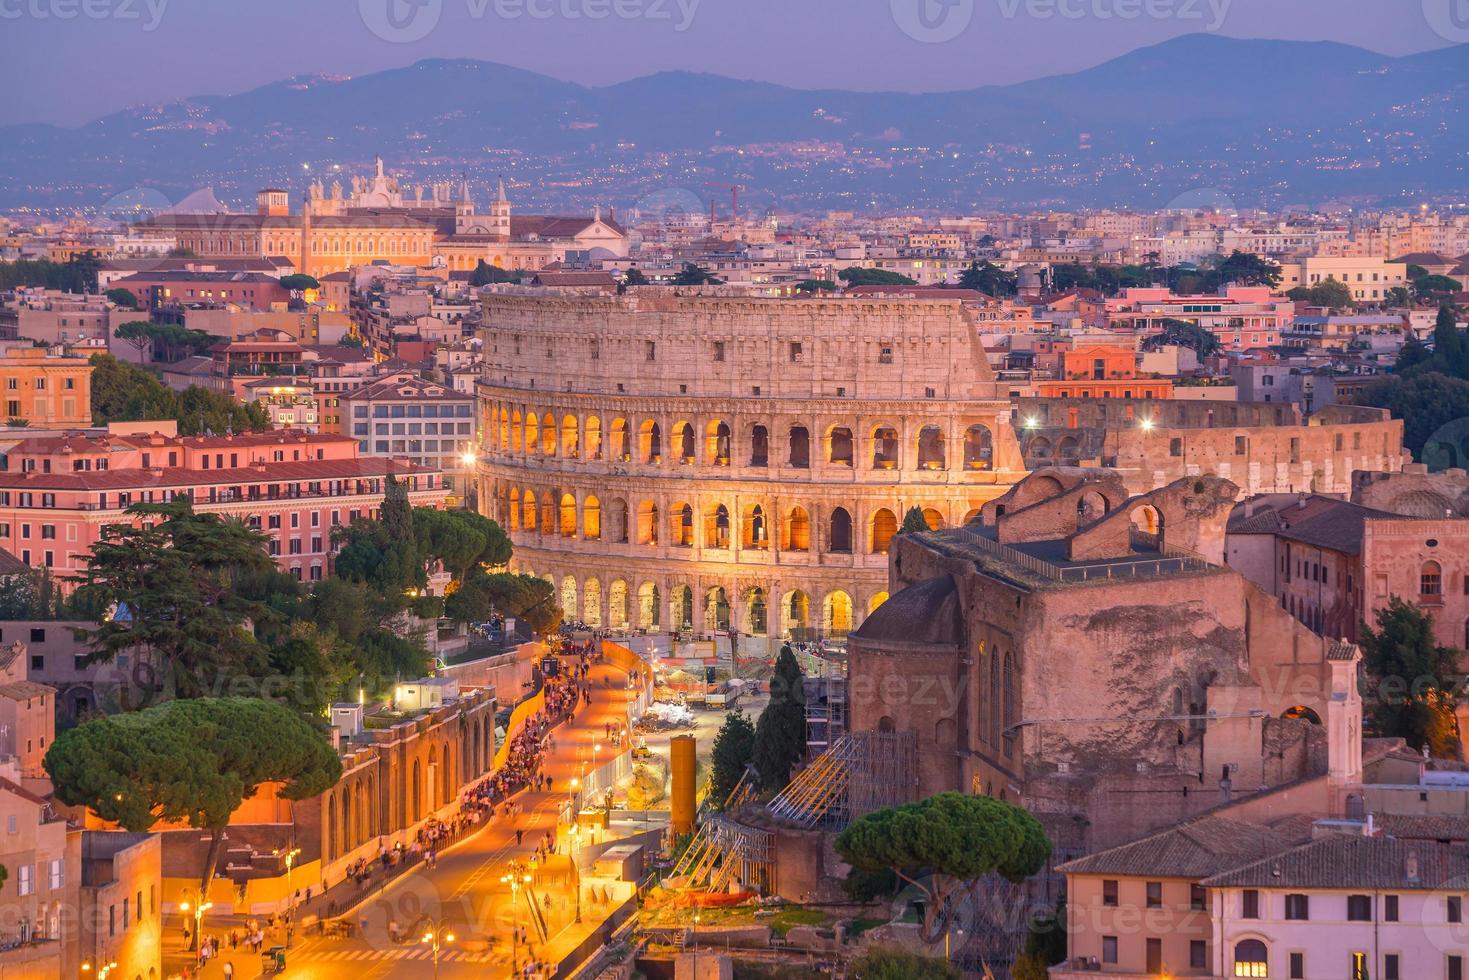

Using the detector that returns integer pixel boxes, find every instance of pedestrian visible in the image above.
[516,828,524,845]
[223,962,234,979]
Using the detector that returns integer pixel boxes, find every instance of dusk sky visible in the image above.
[2,0,1462,127]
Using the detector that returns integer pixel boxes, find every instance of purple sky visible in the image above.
[1,0,1457,127]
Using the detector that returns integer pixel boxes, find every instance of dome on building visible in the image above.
[852,575,964,647]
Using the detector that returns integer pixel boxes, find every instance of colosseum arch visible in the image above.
[560,415,579,458]
[823,590,853,636]
[608,580,629,628]
[871,508,898,554]
[1129,503,1163,545]
[744,587,769,635]
[508,488,522,530]
[539,492,556,535]
[917,425,947,470]
[782,589,811,635]
[610,417,629,461]
[606,498,629,543]
[582,496,601,540]
[706,587,731,631]
[705,420,732,466]
[922,507,944,531]
[872,426,899,469]
[964,424,994,470]
[671,502,695,547]
[750,424,770,466]
[510,410,523,453]
[639,420,662,464]
[637,582,660,628]
[637,500,659,545]
[1057,434,1082,463]
[1028,435,1053,460]
[672,421,696,464]
[670,585,694,629]
[829,507,853,553]
[524,413,539,454]
[521,490,538,531]
[788,425,811,468]
[1077,489,1110,525]
[583,578,602,627]
[705,503,731,549]
[743,504,769,549]
[560,576,578,619]
[868,591,889,614]
[827,425,854,467]
[498,409,510,449]
[540,412,556,455]
[784,506,811,551]
[585,416,603,459]
[558,493,577,537]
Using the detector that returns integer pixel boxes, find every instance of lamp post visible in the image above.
[177,894,212,952]
[500,868,532,973]
[568,824,583,924]
[274,846,302,909]
[692,911,700,977]
[419,919,456,980]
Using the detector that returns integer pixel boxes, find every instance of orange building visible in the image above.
[0,347,93,427]
[1035,344,1174,399]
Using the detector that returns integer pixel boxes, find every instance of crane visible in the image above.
[703,182,743,224]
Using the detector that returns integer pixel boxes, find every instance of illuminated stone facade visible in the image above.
[474,289,1027,647]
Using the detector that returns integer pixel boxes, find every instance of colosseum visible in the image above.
[473,288,1028,652]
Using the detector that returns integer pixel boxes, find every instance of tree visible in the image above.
[1396,335,1434,375]
[1432,304,1466,377]
[1310,277,1355,311]
[1385,286,1413,308]
[1215,249,1282,288]
[46,697,341,931]
[89,354,268,435]
[278,274,320,293]
[838,267,917,287]
[105,287,139,309]
[470,261,521,287]
[958,260,1017,297]
[113,321,156,361]
[1141,318,1221,358]
[752,645,806,792]
[114,321,216,363]
[835,792,1051,943]
[1011,951,1051,980]
[0,568,68,619]
[849,947,959,980]
[1359,372,1469,461]
[414,507,511,582]
[1415,275,1463,301]
[1360,597,1463,757]
[672,263,723,286]
[70,500,278,700]
[709,709,756,807]
[900,506,931,535]
[622,267,650,287]
[794,279,838,293]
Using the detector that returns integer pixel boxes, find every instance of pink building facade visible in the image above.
[1105,286,1294,351]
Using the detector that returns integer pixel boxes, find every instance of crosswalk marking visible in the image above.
[283,947,494,963]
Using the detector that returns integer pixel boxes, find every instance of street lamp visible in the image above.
[500,869,532,973]
[420,919,456,980]
[568,824,583,924]
[692,911,701,976]
[177,895,213,952]
[274,846,302,908]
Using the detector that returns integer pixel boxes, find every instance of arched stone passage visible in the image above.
[705,587,731,631]
[608,579,629,628]
[750,424,770,466]
[872,426,899,469]
[706,420,731,466]
[744,587,769,635]
[782,589,810,635]
[559,493,577,537]
[561,415,579,458]
[607,498,629,544]
[823,590,853,636]
[921,507,944,531]
[672,502,695,547]
[917,425,946,470]
[705,504,731,549]
[784,506,810,551]
[583,578,603,627]
[670,584,694,630]
[788,425,811,468]
[871,508,897,554]
[583,495,602,540]
[560,576,578,621]
[829,507,853,553]
[868,591,889,614]
[964,424,994,470]
[585,415,602,459]
[637,500,659,545]
[827,426,854,466]
[610,417,629,461]
[743,505,769,550]
[639,420,662,464]
[672,421,696,464]
[637,582,660,628]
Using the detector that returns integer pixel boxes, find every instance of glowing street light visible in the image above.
[419,919,456,979]
[177,895,213,951]
[1139,417,1155,432]
[460,448,478,467]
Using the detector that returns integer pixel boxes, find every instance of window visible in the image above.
[47,859,62,889]
[789,341,803,362]
[645,340,656,361]
[1289,951,1304,979]
[1102,936,1118,964]
[1451,895,1463,924]
[18,863,33,896]
[1146,937,1163,974]
[1102,879,1118,906]
[1285,893,1309,920]
[1348,894,1372,921]
[1454,956,1465,980]
[1191,883,1207,910]
[1146,881,1163,908]
[1385,894,1399,921]
[1422,560,1443,597]
[1242,889,1260,919]
[1384,953,1400,980]
[712,341,725,362]
[1191,940,1207,969]
[1234,939,1268,978]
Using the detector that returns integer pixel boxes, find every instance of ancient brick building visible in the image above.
[848,469,1355,856]
[474,288,1027,650]
[1014,397,1405,498]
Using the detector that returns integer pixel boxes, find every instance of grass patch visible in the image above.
[846,917,886,939]
[767,908,829,938]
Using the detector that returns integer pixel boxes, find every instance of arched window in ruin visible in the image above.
[1077,491,1109,525]
[990,654,1001,747]
[705,504,731,549]
[559,493,577,537]
[745,587,769,636]
[498,408,510,450]
[1129,504,1163,549]
[672,421,695,465]
[671,585,694,630]
[829,507,853,553]
[639,420,662,464]
[827,426,854,467]
[872,426,899,469]
[922,507,944,531]
[783,589,810,635]
[823,590,853,636]
[868,591,889,614]
[1028,436,1053,461]
[583,578,602,628]
[637,582,660,628]
[1057,434,1081,463]
[610,417,629,461]
[964,425,993,470]
[539,492,556,535]
[1002,653,1017,757]
[560,576,578,621]
[524,413,539,455]
[870,508,898,554]
[878,716,896,733]
[636,500,659,546]
[672,503,694,547]
[705,421,731,466]
[582,496,601,540]
[784,507,810,551]
[1421,560,1443,597]
[750,425,770,467]
[743,505,769,550]
[917,425,946,470]
[607,498,629,544]
[507,488,522,530]
[541,413,556,456]
[788,425,810,468]
[585,415,602,460]
[560,415,579,458]
[521,490,538,531]
[608,580,629,629]
[706,587,730,632]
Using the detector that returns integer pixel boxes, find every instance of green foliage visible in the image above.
[622,267,650,287]
[1025,898,1068,966]
[900,506,930,535]
[1292,277,1355,311]
[794,279,838,293]
[45,697,341,894]
[752,645,806,792]
[838,267,917,287]
[105,287,140,309]
[1011,950,1051,980]
[445,569,562,636]
[709,709,756,806]
[1215,249,1283,288]
[1359,371,1469,462]
[958,260,1017,297]
[849,947,959,980]
[1415,275,1463,300]
[0,253,101,293]
[1385,286,1413,307]
[1141,318,1222,358]
[470,261,522,286]
[114,321,217,362]
[1360,597,1464,757]
[278,274,320,292]
[89,354,268,435]
[843,865,899,902]
[0,568,86,620]
[672,262,723,286]
[414,507,512,580]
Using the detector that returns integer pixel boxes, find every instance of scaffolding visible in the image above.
[765,730,918,829]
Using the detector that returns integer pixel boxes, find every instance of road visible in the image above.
[178,654,640,979]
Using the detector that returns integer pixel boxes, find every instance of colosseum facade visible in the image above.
[474,288,1027,652]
